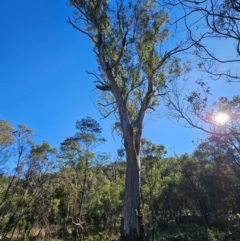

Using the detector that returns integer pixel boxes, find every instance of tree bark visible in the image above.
[106,68,146,240]
[121,126,144,241]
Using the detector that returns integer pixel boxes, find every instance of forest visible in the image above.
[1,106,240,241]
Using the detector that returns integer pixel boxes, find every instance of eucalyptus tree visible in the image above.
[24,142,57,235]
[59,117,106,238]
[0,121,57,240]
[67,0,198,240]
[0,123,34,241]
[0,120,14,168]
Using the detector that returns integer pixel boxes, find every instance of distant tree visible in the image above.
[141,140,183,239]
[193,139,240,227]
[24,141,57,237]
[0,120,14,167]
[178,154,212,228]
[59,117,106,239]
[0,123,34,240]
[0,121,57,241]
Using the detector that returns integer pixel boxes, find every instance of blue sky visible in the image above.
[0,1,239,159]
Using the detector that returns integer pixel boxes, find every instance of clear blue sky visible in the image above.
[0,1,238,158]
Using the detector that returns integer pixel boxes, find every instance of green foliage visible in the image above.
[0,120,14,148]
[2,118,240,240]
[68,0,190,123]
[75,117,106,147]
[207,228,217,241]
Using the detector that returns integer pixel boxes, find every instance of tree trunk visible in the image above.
[121,130,144,241]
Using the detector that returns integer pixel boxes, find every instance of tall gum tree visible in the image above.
[67,0,196,240]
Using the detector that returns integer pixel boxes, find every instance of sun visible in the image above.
[214,112,230,124]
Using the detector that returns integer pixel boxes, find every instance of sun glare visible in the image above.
[214,112,230,124]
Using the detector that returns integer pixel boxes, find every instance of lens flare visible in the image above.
[214,112,229,124]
